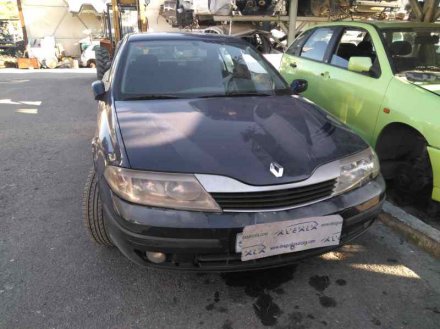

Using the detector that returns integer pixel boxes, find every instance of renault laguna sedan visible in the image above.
[83,33,385,271]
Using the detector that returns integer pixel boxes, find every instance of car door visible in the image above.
[280,27,338,100]
[316,27,392,144]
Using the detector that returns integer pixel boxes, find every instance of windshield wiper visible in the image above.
[122,95,182,101]
[227,92,273,97]
[198,92,273,98]
[412,66,440,72]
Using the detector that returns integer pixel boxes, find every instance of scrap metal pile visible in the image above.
[162,0,401,29]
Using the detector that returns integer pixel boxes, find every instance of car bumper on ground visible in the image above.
[99,176,386,272]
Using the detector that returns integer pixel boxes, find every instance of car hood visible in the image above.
[115,96,366,186]
[400,74,440,96]
[413,83,440,96]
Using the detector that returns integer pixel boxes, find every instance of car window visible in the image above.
[117,40,290,99]
[286,29,314,56]
[300,28,335,61]
[330,28,379,72]
[381,27,440,75]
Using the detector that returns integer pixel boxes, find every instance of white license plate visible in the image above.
[235,215,343,261]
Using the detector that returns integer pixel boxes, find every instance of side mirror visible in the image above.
[348,57,373,73]
[91,80,106,101]
[290,79,308,94]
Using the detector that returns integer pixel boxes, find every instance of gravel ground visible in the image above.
[0,70,439,329]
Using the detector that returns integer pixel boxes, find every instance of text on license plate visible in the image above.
[235,215,343,261]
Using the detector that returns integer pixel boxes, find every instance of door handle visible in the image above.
[290,63,297,68]
[320,71,330,79]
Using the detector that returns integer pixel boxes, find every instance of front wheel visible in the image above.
[82,167,113,246]
[387,141,433,208]
[428,200,440,218]
[94,46,110,80]
[397,150,431,194]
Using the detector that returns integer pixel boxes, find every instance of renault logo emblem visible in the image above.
[270,162,284,178]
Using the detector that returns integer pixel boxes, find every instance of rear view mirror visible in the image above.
[290,79,308,94]
[348,57,373,74]
[91,80,106,101]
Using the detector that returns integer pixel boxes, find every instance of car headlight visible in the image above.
[104,166,221,212]
[334,147,380,194]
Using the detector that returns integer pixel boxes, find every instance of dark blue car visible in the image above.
[83,33,385,271]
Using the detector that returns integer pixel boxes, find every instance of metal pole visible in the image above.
[212,15,328,22]
[136,0,141,31]
[138,0,148,32]
[16,0,28,45]
[287,0,298,46]
[111,0,121,43]
[106,4,113,45]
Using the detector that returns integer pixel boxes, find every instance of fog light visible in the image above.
[146,251,166,264]
[356,196,380,212]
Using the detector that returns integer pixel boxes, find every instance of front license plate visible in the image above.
[235,215,343,261]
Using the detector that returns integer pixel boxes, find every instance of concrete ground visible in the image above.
[0,71,439,329]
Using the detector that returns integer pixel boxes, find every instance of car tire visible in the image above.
[88,61,96,68]
[95,46,110,80]
[393,142,433,205]
[427,200,440,218]
[82,167,114,246]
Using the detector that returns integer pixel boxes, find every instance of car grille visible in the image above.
[211,179,337,211]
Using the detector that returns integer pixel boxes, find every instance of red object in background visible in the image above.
[17,58,40,69]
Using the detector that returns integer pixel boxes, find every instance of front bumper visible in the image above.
[100,176,385,272]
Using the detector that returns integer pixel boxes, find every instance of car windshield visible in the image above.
[117,39,290,100]
[381,27,440,81]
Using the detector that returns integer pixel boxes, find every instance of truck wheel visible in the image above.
[82,167,113,246]
[95,46,110,80]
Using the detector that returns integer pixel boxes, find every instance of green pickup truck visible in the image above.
[279,21,440,210]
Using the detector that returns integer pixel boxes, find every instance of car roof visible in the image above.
[369,21,440,29]
[307,20,440,30]
[126,32,244,43]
